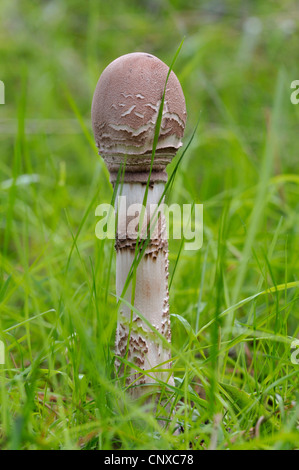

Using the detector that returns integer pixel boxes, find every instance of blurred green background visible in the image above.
[0,0,298,450]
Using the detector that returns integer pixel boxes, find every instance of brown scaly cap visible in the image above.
[91,52,187,182]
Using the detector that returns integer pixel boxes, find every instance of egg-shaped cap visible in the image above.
[91,52,186,182]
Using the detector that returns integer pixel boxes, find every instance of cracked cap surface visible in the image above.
[91,52,187,178]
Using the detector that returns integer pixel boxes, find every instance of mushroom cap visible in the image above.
[91,52,186,181]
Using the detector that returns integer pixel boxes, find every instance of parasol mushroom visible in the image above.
[91,52,186,401]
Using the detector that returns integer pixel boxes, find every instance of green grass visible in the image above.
[0,0,299,450]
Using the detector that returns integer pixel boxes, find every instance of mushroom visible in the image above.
[91,52,186,401]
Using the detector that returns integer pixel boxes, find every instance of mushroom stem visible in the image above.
[115,181,174,399]
[91,52,186,405]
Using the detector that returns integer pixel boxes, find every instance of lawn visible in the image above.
[0,0,298,450]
